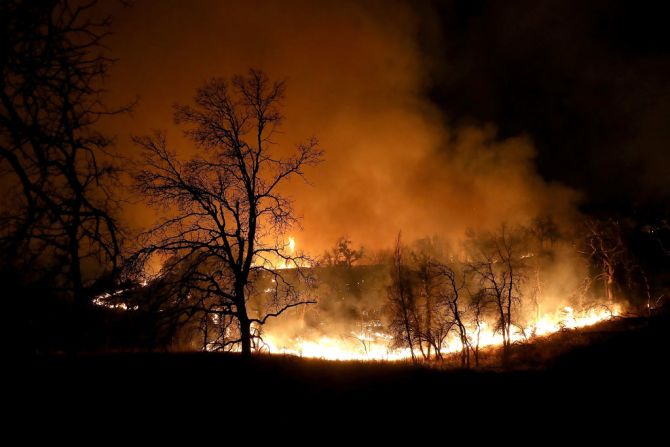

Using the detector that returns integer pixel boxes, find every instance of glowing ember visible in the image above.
[93,291,139,311]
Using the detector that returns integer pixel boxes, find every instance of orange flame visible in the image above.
[259,304,620,361]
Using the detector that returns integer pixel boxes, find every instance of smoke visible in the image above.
[102,0,580,253]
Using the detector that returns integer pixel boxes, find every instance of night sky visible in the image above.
[425,0,670,214]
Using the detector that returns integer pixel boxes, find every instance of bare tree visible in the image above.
[531,215,561,250]
[412,246,439,360]
[466,225,526,364]
[388,236,471,364]
[466,288,489,367]
[387,233,418,362]
[525,218,552,331]
[0,1,126,318]
[410,238,454,361]
[435,261,470,367]
[580,218,627,303]
[134,70,321,356]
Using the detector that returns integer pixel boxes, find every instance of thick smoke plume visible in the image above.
[103,0,580,253]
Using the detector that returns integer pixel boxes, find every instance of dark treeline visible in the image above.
[1,0,127,353]
[2,1,669,358]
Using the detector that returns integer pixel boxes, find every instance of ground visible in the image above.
[15,311,670,430]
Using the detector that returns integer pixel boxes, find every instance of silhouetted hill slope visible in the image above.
[16,312,670,427]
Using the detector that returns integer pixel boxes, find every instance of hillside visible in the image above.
[17,311,670,424]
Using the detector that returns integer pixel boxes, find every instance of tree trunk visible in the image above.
[605,263,615,303]
[71,245,85,310]
[68,217,88,353]
[202,313,209,351]
[403,308,416,362]
[239,314,252,357]
[425,284,432,360]
[495,296,507,353]
[236,283,252,356]
[398,269,415,362]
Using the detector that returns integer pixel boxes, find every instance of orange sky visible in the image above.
[101,0,579,255]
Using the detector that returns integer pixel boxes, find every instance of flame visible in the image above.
[91,239,622,362]
[260,304,621,361]
[92,290,139,311]
[249,236,307,270]
[262,334,413,361]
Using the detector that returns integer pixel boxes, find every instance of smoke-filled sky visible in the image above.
[100,0,669,253]
[425,0,670,213]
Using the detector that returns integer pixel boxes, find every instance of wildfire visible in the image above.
[253,236,305,270]
[91,233,623,363]
[92,291,139,311]
[262,334,413,361]
[260,304,621,361]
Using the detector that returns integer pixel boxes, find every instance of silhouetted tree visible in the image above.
[134,70,321,356]
[322,237,364,267]
[580,219,627,303]
[116,254,214,351]
[412,243,441,359]
[435,261,470,366]
[388,237,471,364]
[526,217,554,330]
[409,238,454,360]
[531,215,561,250]
[0,0,127,346]
[467,288,490,367]
[387,233,418,362]
[466,225,527,364]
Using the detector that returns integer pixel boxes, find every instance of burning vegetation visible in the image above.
[96,221,628,365]
[198,228,624,364]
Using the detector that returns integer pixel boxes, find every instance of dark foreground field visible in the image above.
[16,312,670,429]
